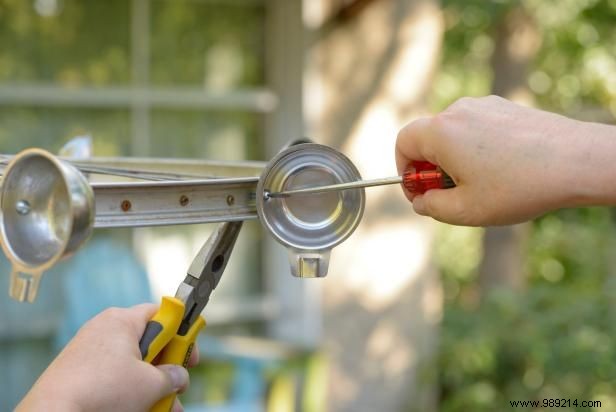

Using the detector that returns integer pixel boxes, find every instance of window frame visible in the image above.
[0,0,320,345]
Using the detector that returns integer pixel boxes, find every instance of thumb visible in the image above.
[157,364,190,394]
[412,188,470,225]
[140,364,189,406]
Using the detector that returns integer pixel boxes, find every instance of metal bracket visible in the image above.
[92,177,260,228]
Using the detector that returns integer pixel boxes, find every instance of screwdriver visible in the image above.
[266,161,455,198]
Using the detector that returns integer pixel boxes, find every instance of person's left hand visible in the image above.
[17,304,199,412]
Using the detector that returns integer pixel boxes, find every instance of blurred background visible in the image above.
[0,0,615,411]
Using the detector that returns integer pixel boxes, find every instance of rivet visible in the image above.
[226,195,235,206]
[121,200,131,212]
[16,200,31,215]
[180,195,189,207]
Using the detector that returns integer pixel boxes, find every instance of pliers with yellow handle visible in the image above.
[138,221,243,412]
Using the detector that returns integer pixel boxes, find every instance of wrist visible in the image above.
[17,392,81,412]
[17,375,82,412]
[558,119,616,208]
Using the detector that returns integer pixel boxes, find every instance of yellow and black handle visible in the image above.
[139,296,206,412]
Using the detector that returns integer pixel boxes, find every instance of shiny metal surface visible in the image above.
[91,177,258,228]
[0,140,364,301]
[0,149,94,302]
[0,155,267,182]
[266,175,403,198]
[256,143,365,278]
[176,221,243,335]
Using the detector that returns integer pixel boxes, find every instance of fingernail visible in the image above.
[164,365,189,391]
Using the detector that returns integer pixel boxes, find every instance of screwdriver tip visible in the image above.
[264,191,288,199]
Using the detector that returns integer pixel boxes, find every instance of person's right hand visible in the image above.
[17,304,198,412]
[396,95,616,226]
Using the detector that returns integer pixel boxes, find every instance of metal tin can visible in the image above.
[256,143,365,278]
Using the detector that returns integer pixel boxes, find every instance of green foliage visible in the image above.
[434,1,616,411]
[434,224,484,306]
[0,0,266,157]
[0,0,131,85]
[439,209,616,412]
[431,0,616,117]
[526,0,616,114]
[150,1,264,88]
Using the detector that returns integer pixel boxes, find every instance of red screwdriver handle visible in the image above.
[403,161,455,195]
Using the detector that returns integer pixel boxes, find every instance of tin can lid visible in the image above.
[256,143,365,254]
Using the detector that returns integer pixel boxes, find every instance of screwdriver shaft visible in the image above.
[266,175,403,198]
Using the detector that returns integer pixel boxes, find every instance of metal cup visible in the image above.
[256,143,365,278]
[0,148,94,302]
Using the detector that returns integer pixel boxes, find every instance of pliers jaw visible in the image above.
[175,220,243,335]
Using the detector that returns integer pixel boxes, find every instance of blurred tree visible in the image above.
[479,5,540,296]
[432,1,616,411]
[306,0,445,410]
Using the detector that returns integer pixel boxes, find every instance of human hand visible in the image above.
[396,95,616,226]
[17,304,199,412]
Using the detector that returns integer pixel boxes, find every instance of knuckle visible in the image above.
[99,306,123,321]
[447,96,474,112]
[430,112,456,147]
[431,111,450,132]
[81,306,124,332]
[397,117,430,140]
[396,123,411,143]
[485,94,503,102]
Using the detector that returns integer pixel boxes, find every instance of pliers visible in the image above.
[138,221,243,412]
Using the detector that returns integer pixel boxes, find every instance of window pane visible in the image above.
[0,106,131,155]
[0,0,131,86]
[150,0,265,88]
[149,109,264,160]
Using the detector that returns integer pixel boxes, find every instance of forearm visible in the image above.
[560,119,616,208]
[17,382,81,412]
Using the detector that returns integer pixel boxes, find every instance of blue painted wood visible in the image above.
[0,254,62,410]
[0,235,152,410]
[185,401,263,412]
[54,237,152,348]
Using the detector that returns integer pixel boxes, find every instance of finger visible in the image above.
[395,117,437,175]
[172,397,184,412]
[151,364,189,397]
[398,179,415,203]
[187,344,200,368]
[159,365,189,393]
[135,363,189,408]
[412,187,471,225]
[123,303,159,336]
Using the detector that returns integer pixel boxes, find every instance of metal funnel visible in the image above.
[0,148,94,302]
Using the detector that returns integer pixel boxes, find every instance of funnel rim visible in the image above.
[0,148,75,272]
